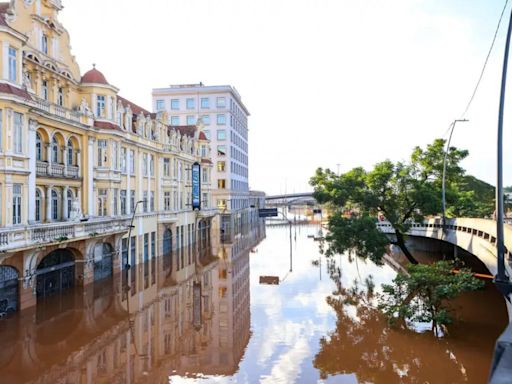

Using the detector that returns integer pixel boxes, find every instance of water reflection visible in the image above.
[0,225,265,384]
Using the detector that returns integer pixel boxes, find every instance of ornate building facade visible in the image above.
[0,0,216,314]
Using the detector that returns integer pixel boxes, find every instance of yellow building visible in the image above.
[0,0,216,314]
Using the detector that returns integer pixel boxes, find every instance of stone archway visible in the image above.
[36,249,75,299]
[0,266,19,317]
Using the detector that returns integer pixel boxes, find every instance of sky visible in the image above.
[59,0,512,195]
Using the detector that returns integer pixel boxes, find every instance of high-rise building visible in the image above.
[152,84,251,240]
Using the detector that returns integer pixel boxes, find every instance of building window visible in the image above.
[151,232,156,258]
[170,116,180,125]
[42,34,48,54]
[149,155,154,176]
[51,136,59,163]
[202,193,208,208]
[8,47,16,82]
[130,190,135,212]
[57,87,64,106]
[201,98,209,109]
[144,233,149,262]
[98,189,107,216]
[217,199,226,209]
[163,158,170,177]
[202,115,210,125]
[216,97,226,108]
[143,153,148,175]
[36,133,42,161]
[156,99,165,111]
[217,161,226,172]
[67,190,72,219]
[186,98,194,110]
[171,99,179,110]
[217,130,226,140]
[51,189,58,220]
[217,114,226,125]
[200,145,207,158]
[113,189,119,216]
[120,147,127,172]
[186,115,196,125]
[97,95,106,117]
[218,179,226,189]
[121,190,127,215]
[143,191,148,212]
[204,130,210,140]
[150,191,155,211]
[13,112,23,154]
[217,145,226,156]
[97,139,107,166]
[129,150,135,175]
[202,168,208,183]
[35,189,41,222]
[164,191,171,210]
[13,184,22,225]
[67,139,73,166]
[41,80,48,100]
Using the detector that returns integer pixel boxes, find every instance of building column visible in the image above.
[27,120,37,223]
[46,143,52,175]
[87,137,95,216]
[76,149,81,169]
[46,186,52,222]
[62,186,68,220]
[126,149,131,215]
[4,180,12,227]
[63,145,68,177]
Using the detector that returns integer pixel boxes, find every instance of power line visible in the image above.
[461,0,510,118]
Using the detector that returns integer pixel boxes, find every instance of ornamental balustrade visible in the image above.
[0,218,131,253]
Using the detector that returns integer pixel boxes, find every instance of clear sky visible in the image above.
[60,0,512,195]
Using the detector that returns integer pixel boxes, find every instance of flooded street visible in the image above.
[0,224,508,383]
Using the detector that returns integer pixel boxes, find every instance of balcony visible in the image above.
[28,97,90,126]
[36,161,80,179]
[0,217,131,253]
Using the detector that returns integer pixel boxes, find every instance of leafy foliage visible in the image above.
[310,139,471,263]
[378,261,484,334]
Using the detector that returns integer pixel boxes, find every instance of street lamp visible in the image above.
[442,119,468,232]
[495,4,512,298]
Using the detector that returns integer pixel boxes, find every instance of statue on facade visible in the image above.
[79,97,93,117]
[69,198,82,221]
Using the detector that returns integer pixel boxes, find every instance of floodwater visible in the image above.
[0,224,508,383]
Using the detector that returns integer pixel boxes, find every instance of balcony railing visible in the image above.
[36,161,80,179]
[0,217,131,252]
[28,97,90,125]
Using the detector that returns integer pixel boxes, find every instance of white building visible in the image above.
[152,84,251,240]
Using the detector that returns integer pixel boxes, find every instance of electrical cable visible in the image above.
[460,0,510,118]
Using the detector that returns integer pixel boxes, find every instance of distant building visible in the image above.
[152,84,253,241]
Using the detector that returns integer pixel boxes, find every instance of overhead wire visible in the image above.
[460,0,510,119]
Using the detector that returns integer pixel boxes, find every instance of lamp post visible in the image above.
[495,4,512,298]
[442,119,468,233]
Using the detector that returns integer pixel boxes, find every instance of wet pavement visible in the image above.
[0,224,508,383]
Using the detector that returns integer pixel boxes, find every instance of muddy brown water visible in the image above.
[0,225,507,383]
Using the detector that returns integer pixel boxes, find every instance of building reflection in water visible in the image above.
[0,222,265,384]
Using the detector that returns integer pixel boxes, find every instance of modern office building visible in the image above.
[152,84,252,241]
[0,0,216,315]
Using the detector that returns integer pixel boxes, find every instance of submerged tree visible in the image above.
[310,138,469,264]
[378,261,484,335]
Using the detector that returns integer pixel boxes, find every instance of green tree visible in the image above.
[378,261,484,335]
[310,139,469,264]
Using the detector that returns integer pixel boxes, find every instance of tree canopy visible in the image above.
[309,138,492,264]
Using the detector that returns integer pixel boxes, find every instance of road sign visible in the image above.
[258,208,278,218]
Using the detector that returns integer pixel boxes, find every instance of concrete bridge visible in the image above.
[265,192,316,207]
[377,217,512,317]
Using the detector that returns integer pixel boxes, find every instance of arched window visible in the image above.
[36,133,42,161]
[35,189,41,222]
[51,189,58,220]
[67,189,73,219]
[51,136,58,163]
[67,139,73,166]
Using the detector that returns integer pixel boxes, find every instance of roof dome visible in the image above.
[81,65,109,85]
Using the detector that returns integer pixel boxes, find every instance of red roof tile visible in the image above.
[81,67,109,85]
[199,131,207,140]
[0,83,30,99]
[117,95,151,116]
[94,121,120,130]
[172,125,197,138]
